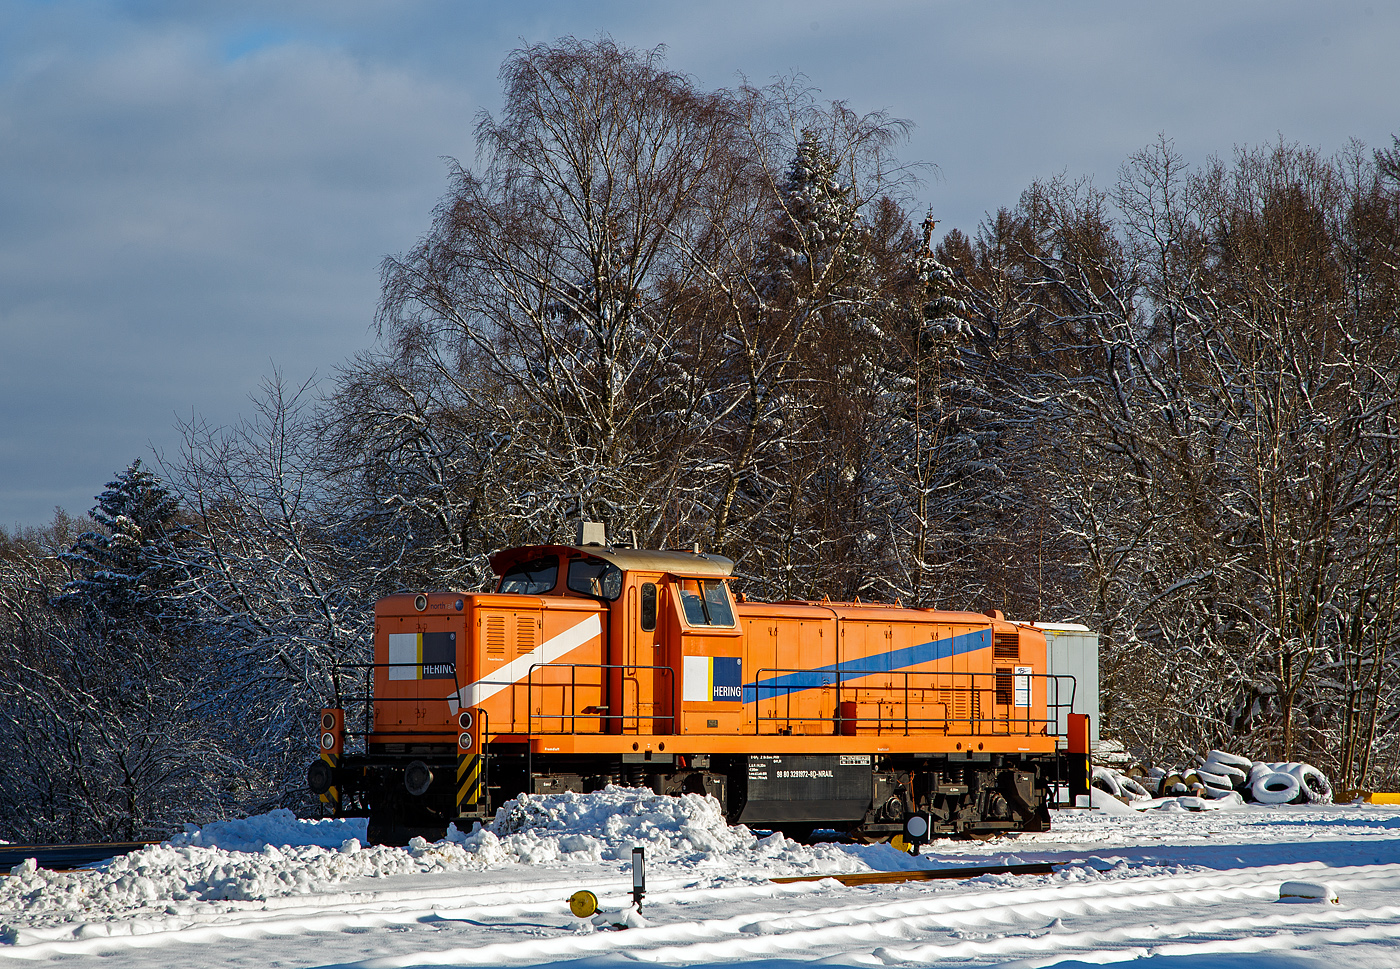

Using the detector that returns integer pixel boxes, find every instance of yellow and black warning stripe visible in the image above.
[319,749,341,812]
[457,752,482,811]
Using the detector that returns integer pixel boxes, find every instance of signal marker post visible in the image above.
[903,813,931,856]
[317,708,344,813]
[632,846,646,911]
[456,708,483,818]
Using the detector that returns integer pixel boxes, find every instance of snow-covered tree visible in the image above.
[376,38,747,550]
[0,512,237,842]
[57,459,189,633]
[165,373,387,808]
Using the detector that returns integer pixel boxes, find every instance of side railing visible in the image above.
[751,668,1078,738]
[329,661,465,747]
[523,662,675,736]
[328,660,677,745]
[327,659,1074,744]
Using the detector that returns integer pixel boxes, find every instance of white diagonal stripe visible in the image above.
[448,613,603,712]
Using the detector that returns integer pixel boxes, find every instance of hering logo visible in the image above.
[683,656,743,703]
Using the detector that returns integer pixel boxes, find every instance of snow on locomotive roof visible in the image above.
[488,543,736,578]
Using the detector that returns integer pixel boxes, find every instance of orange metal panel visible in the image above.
[521,733,1057,756]
[366,582,1059,760]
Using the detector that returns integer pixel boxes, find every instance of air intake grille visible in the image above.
[516,617,537,655]
[941,688,970,721]
[485,616,507,659]
[993,632,1020,659]
[995,669,1014,706]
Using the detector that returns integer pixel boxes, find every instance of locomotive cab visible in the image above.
[312,531,1088,845]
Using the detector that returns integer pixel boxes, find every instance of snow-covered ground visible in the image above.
[5,788,1400,968]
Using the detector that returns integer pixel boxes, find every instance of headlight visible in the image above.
[320,732,336,750]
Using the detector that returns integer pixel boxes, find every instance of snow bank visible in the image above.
[0,787,856,935]
[454,786,860,873]
[0,836,480,937]
[1090,787,1137,813]
[170,808,367,852]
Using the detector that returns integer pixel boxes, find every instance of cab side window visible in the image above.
[640,582,657,631]
[680,588,707,625]
[498,556,558,595]
[677,578,735,627]
[702,579,735,626]
[566,557,623,600]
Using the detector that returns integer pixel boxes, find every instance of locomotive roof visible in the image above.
[489,543,736,578]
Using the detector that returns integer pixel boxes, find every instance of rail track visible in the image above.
[0,842,153,873]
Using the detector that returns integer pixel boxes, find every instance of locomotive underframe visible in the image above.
[326,745,1058,845]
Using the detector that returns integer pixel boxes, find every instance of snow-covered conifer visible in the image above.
[57,459,190,633]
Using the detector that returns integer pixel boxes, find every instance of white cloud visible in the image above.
[0,13,477,525]
[2,0,1398,526]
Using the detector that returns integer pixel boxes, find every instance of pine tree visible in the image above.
[58,459,188,632]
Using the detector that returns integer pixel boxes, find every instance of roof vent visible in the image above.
[574,521,607,546]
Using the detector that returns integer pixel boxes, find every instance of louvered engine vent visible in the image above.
[516,616,538,655]
[995,669,1014,706]
[993,632,1020,659]
[485,615,507,659]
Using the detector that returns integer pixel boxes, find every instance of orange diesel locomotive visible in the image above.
[308,533,1091,844]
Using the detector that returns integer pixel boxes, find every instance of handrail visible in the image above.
[524,662,675,735]
[751,668,1078,738]
[329,660,464,744]
[328,657,1077,744]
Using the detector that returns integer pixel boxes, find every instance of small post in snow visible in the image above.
[631,846,646,911]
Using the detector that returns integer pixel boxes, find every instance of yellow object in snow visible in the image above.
[569,890,599,918]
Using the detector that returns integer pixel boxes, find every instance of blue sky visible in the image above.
[2,0,1397,528]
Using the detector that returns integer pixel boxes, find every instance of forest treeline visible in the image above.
[2,38,1398,841]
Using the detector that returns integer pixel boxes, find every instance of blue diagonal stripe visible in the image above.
[743,628,990,702]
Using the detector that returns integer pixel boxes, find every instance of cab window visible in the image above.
[566,557,624,600]
[640,583,657,631]
[498,555,558,595]
[677,578,735,627]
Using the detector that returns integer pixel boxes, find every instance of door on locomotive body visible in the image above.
[842,610,914,736]
[793,611,836,735]
[743,606,831,736]
[463,595,549,736]
[989,619,1027,735]
[609,571,666,734]
[942,619,984,737]
[994,622,1045,737]
[531,552,614,736]
[894,617,941,735]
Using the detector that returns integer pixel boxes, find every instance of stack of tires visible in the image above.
[1091,765,1153,802]
[1192,750,1253,799]
[1168,751,1333,805]
[1247,761,1333,805]
[1089,751,1334,806]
